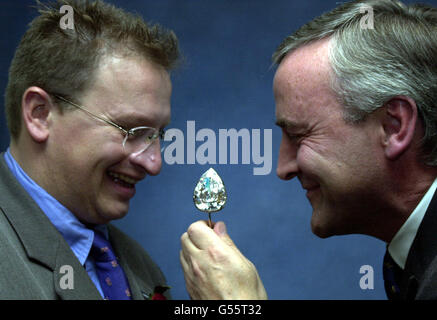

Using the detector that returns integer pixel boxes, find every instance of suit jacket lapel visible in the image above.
[52,239,102,300]
[0,154,101,300]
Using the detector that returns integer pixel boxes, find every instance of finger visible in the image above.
[179,249,189,273]
[180,247,204,287]
[179,251,199,300]
[180,231,201,261]
[187,220,222,250]
[179,249,198,286]
[213,220,226,236]
[213,221,237,248]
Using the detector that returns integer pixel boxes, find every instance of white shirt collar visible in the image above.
[388,177,437,269]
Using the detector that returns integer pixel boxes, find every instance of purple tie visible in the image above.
[91,231,132,300]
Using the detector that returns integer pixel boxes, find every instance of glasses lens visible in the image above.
[126,127,169,154]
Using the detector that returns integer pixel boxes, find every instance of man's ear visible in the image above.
[381,96,418,160]
[21,87,54,143]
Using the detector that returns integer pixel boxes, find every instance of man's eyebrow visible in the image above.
[115,114,169,129]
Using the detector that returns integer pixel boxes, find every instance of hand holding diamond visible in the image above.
[181,169,267,300]
[180,220,268,300]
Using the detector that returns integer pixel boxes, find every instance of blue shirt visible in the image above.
[4,148,105,298]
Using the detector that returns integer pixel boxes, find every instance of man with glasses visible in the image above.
[0,0,178,299]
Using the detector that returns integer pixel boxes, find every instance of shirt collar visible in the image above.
[388,177,437,269]
[3,148,106,265]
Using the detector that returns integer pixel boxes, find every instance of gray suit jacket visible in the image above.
[0,154,170,299]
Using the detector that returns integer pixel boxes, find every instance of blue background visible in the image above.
[2,0,435,300]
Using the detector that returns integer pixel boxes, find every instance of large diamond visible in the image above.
[193,168,227,212]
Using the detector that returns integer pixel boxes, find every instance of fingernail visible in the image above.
[216,222,226,236]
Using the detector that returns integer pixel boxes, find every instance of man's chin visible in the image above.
[95,203,130,224]
[310,213,336,239]
[311,225,333,239]
[311,215,354,239]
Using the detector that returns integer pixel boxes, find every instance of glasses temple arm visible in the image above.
[53,94,128,135]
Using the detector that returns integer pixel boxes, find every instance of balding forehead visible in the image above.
[278,38,331,76]
[274,38,334,97]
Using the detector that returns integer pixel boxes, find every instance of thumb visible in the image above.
[213,221,236,247]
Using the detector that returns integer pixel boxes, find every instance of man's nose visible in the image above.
[128,140,162,176]
[276,133,299,180]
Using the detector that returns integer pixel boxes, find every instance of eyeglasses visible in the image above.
[53,94,168,155]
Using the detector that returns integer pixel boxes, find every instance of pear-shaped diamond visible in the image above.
[193,168,227,213]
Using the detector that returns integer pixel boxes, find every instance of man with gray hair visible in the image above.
[180,0,437,300]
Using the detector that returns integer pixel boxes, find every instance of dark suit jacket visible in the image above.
[0,154,170,299]
[399,190,437,299]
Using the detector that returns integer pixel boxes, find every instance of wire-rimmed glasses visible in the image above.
[53,94,168,155]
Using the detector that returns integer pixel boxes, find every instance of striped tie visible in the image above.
[91,231,132,300]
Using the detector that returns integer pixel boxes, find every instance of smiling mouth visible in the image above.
[107,171,138,189]
[305,185,320,200]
